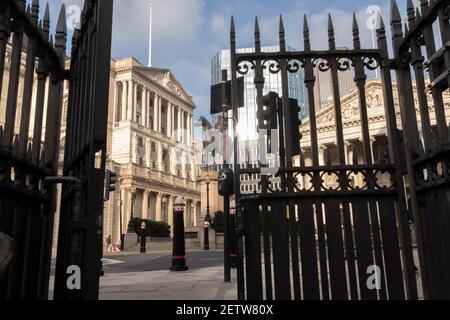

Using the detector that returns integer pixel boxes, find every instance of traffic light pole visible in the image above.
[221,69,232,283]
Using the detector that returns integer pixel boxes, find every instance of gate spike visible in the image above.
[230,16,235,37]
[407,0,416,28]
[279,15,286,50]
[404,22,409,34]
[352,13,361,49]
[43,3,50,40]
[328,14,335,50]
[55,4,67,53]
[376,14,387,54]
[254,17,260,50]
[390,0,403,39]
[279,15,285,35]
[31,0,40,24]
[26,4,31,15]
[303,15,311,51]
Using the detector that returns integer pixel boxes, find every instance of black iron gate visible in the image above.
[0,0,112,300]
[393,0,450,299]
[0,0,68,300]
[229,3,428,300]
[53,0,113,300]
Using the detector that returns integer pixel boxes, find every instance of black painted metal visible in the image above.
[392,0,450,300]
[170,199,188,272]
[0,232,14,280]
[229,2,431,300]
[53,0,113,300]
[0,0,67,300]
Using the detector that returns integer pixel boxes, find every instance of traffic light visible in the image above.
[104,170,117,201]
[258,92,279,131]
[218,167,235,196]
[288,98,302,156]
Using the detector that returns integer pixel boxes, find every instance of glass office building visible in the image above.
[211,46,308,142]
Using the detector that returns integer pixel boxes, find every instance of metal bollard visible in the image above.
[170,196,189,271]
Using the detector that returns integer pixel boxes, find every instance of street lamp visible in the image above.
[140,221,147,253]
[162,196,168,223]
[128,188,137,233]
[119,198,124,251]
[204,175,212,250]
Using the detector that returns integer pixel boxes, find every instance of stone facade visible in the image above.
[102,57,201,247]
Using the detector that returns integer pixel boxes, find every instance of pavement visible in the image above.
[99,250,237,300]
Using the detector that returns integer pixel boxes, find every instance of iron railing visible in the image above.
[0,0,67,300]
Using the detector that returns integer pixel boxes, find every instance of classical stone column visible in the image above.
[121,81,127,121]
[187,114,192,145]
[158,97,162,134]
[127,80,134,120]
[153,94,159,133]
[133,82,138,122]
[142,88,147,126]
[177,108,182,142]
[193,201,198,227]
[319,145,326,166]
[167,103,172,138]
[155,193,162,222]
[142,190,150,219]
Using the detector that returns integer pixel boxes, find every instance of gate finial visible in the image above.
[352,13,360,50]
[254,17,260,49]
[407,0,416,29]
[230,16,235,38]
[376,14,387,50]
[328,14,335,50]
[43,3,50,40]
[279,15,286,51]
[390,0,403,39]
[55,4,67,63]
[31,0,40,24]
[303,15,310,51]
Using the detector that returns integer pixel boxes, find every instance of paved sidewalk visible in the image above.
[99,266,237,300]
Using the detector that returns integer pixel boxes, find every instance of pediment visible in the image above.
[135,67,195,107]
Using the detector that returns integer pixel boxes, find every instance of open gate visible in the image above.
[53,0,113,300]
[393,0,450,299]
[228,1,450,301]
[0,0,113,300]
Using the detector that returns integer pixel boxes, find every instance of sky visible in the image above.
[42,0,418,123]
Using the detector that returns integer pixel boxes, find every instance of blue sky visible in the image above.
[43,0,417,120]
